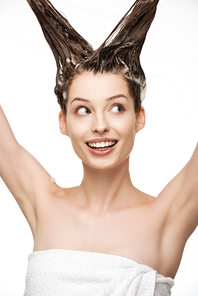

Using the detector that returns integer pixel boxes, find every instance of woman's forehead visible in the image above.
[68,72,130,100]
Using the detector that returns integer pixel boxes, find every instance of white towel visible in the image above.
[24,249,174,296]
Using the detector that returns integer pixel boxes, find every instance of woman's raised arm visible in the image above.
[0,105,52,234]
[158,143,198,244]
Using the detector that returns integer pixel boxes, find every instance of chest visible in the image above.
[34,199,162,270]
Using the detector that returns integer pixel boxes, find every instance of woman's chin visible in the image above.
[82,156,130,171]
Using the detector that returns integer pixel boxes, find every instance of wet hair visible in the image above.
[27,0,159,113]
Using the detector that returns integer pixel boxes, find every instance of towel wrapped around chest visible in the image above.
[24,249,174,296]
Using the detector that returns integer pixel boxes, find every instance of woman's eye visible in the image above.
[76,107,91,115]
[111,105,125,113]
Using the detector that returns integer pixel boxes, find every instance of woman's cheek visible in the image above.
[67,116,87,138]
[111,115,135,134]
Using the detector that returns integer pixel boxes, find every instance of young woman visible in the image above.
[0,0,197,295]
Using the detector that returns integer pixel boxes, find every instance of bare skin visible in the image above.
[0,72,197,280]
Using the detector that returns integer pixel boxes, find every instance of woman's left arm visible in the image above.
[158,143,198,238]
[156,143,198,277]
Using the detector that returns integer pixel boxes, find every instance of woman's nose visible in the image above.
[91,115,110,134]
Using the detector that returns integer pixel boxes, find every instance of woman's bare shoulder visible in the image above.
[47,183,79,200]
[132,187,156,206]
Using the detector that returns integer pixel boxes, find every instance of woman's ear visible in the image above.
[59,111,68,136]
[136,107,146,133]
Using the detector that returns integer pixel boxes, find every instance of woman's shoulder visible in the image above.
[46,181,79,201]
[132,187,156,207]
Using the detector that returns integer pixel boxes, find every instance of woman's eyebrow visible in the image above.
[71,94,128,105]
[106,94,128,101]
[71,98,90,105]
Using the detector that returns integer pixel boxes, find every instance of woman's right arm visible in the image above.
[0,106,52,235]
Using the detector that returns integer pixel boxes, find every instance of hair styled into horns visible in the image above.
[27,0,159,113]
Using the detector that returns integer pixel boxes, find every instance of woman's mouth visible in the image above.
[86,140,117,151]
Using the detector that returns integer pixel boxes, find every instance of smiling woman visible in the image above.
[59,72,145,168]
[0,0,198,296]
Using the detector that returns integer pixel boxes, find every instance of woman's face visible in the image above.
[59,72,145,169]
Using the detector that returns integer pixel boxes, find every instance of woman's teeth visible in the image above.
[87,140,117,150]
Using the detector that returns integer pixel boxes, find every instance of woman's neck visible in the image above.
[74,157,137,212]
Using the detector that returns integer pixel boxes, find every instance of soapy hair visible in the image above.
[27,0,159,113]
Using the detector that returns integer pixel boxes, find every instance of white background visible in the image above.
[0,0,198,295]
